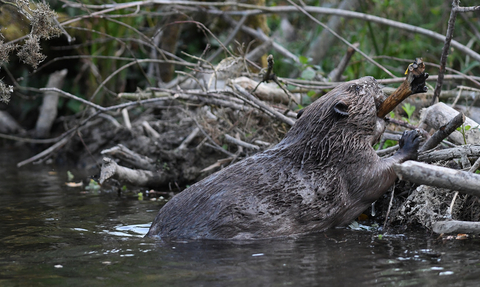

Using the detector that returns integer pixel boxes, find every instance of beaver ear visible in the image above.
[296,109,304,119]
[333,101,349,116]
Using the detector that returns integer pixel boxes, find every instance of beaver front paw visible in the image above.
[397,129,421,161]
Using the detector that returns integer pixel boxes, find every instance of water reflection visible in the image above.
[1,147,480,286]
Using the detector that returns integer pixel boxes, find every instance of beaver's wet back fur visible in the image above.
[146,76,420,240]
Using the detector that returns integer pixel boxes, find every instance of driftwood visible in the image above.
[394,161,480,196]
[101,144,157,171]
[377,58,428,118]
[35,69,68,138]
[0,111,23,134]
[99,157,171,187]
[432,220,480,234]
[420,102,480,145]
[419,145,480,163]
[232,77,301,105]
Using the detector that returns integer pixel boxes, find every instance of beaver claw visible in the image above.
[397,130,421,161]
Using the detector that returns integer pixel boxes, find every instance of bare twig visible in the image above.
[233,84,295,126]
[328,43,359,82]
[17,136,71,167]
[177,127,200,150]
[206,15,248,63]
[216,9,300,63]
[431,0,460,105]
[224,134,260,150]
[419,112,465,152]
[383,184,395,231]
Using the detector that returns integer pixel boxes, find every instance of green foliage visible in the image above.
[374,139,396,150]
[67,171,74,181]
[300,68,316,80]
[299,55,309,65]
[402,103,416,123]
[162,162,170,171]
[456,124,472,145]
[85,179,100,191]
[4,0,480,125]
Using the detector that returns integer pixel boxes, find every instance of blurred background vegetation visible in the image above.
[0,0,479,130]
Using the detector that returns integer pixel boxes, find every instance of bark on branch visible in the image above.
[377,58,428,118]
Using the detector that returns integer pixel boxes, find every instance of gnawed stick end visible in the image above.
[377,58,428,118]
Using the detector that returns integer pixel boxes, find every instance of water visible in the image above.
[1,146,480,286]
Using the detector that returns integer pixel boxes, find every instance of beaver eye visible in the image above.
[333,101,349,116]
[296,109,304,119]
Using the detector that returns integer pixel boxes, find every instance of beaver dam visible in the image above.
[3,54,480,238]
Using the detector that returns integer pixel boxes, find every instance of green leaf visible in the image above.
[299,55,309,65]
[307,90,316,97]
[402,103,415,121]
[67,171,74,181]
[301,68,316,80]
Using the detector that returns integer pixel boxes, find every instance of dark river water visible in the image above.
[1,146,480,286]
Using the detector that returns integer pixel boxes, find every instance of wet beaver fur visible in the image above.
[146,76,421,240]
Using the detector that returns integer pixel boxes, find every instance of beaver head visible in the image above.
[279,76,386,164]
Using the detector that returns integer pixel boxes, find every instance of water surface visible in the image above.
[1,146,480,286]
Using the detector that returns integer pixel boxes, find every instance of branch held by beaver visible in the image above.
[377,58,428,118]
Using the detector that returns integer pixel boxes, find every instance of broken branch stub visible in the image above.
[377,58,428,118]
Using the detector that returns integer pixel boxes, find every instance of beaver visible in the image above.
[146,76,421,240]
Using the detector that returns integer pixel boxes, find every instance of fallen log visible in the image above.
[99,157,171,187]
[420,102,480,145]
[232,76,301,105]
[394,160,480,196]
[419,145,480,163]
[432,220,480,234]
[101,144,157,171]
